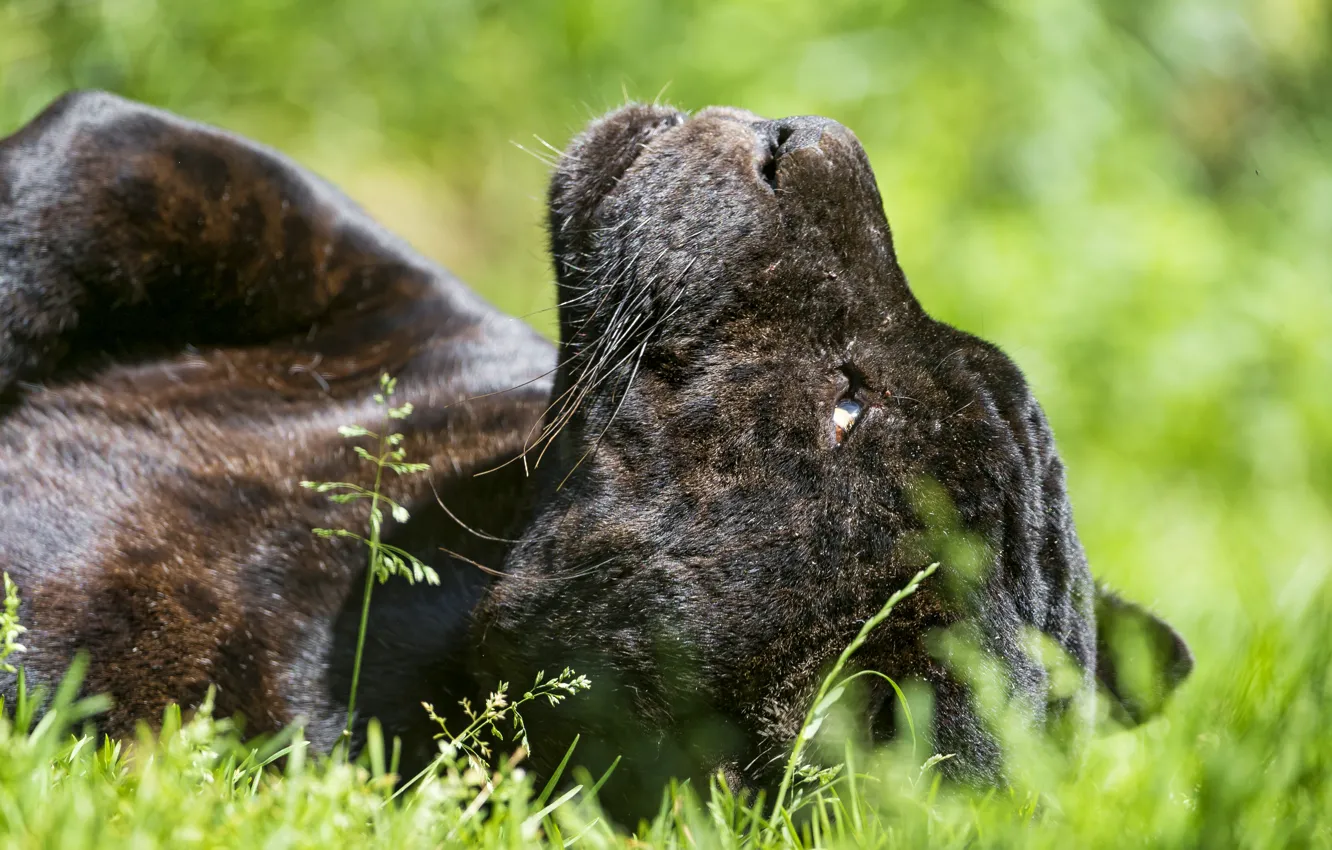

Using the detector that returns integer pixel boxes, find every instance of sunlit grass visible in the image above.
[0,561,1327,848]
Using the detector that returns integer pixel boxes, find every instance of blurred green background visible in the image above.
[1,0,1328,676]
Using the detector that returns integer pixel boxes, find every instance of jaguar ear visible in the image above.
[1095,586,1194,726]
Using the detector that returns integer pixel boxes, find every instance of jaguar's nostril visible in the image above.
[760,145,779,191]
[755,122,784,191]
[772,115,845,157]
[754,118,831,191]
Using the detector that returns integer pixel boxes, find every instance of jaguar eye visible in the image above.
[833,399,863,445]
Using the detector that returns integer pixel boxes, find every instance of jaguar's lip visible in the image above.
[547,104,688,275]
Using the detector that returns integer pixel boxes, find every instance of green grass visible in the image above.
[1,562,1328,849]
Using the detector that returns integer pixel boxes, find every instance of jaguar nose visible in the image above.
[765,115,850,157]
[752,116,855,190]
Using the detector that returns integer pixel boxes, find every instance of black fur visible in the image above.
[0,94,1191,822]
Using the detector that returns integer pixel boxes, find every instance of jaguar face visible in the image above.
[476,103,1178,818]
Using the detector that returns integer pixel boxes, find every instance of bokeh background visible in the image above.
[1,0,1328,684]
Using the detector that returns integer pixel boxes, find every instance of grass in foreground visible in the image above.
[0,561,1328,849]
